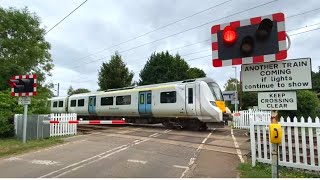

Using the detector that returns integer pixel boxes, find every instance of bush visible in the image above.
[0,115,14,138]
[279,90,320,119]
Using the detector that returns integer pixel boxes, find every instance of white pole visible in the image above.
[22,104,28,143]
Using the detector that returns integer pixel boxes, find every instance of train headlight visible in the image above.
[210,101,216,106]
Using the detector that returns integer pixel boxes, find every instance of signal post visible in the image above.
[9,74,37,143]
[210,13,303,177]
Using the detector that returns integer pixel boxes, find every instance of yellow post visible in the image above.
[270,110,282,178]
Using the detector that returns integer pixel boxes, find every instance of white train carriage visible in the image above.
[49,77,231,130]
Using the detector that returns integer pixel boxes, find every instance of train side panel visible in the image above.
[151,85,186,117]
[95,91,139,117]
[68,95,90,116]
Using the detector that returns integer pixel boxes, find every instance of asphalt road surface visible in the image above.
[0,125,250,178]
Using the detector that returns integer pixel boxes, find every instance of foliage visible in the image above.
[224,78,240,91]
[312,70,320,94]
[98,51,134,90]
[0,86,53,137]
[67,86,90,96]
[186,67,206,79]
[279,90,320,119]
[0,6,53,91]
[139,51,206,85]
[238,162,320,178]
[0,137,64,158]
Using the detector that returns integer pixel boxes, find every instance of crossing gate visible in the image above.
[43,113,127,137]
[46,113,78,137]
[233,110,271,129]
[251,116,320,171]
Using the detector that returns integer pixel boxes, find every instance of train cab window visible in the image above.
[116,95,131,105]
[58,101,64,107]
[101,97,113,106]
[70,100,76,107]
[53,101,58,108]
[147,93,151,104]
[160,91,176,103]
[78,99,84,107]
[188,88,193,104]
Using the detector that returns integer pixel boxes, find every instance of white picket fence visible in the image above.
[250,116,320,171]
[49,113,77,137]
[233,110,271,129]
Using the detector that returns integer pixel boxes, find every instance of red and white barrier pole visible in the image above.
[43,119,126,125]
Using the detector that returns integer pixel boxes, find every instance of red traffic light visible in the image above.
[223,26,237,45]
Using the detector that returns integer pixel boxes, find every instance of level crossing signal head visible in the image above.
[9,74,37,97]
[211,12,287,67]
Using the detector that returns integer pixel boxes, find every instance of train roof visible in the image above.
[49,77,218,99]
[105,77,217,91]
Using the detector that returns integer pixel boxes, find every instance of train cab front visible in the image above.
[207,82,233,124]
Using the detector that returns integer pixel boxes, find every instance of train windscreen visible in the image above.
[208,82,224,101]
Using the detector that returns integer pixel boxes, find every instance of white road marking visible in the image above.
[53,136,153,178]
[40,129,171,178]
[173,165,188,169]
[4,157,60,166]
[31,160,60,166]
[4,157,22,161]
[231,128,244,163]
[128,159,147,164]
[38,144,128,178]
[180,130,213,178]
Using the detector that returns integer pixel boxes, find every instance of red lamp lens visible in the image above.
[223,26,237,45]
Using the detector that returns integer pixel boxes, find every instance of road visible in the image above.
[0,125,250,178]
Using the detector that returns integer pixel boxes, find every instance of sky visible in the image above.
[1,0,320,96]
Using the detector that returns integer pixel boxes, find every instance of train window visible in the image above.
[70,100,76,107]
[147,93,151,104]
[140,94,144,104]
[101,97,113,106]
[188,88,193,104]
[78,99,84,107]
[116,95,131,105]
[53,101,57,108]
[160,91,176,103]
[59,101,64,107]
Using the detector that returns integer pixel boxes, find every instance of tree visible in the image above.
[223,77,258,111]
[139,51,206,85]
[98,52,134,90]
[279,90,320,119]
[0,7,54,137]
[186,67,206,79]
[67,86,90,96]
[0,7,53,91]
[312,69,320,94]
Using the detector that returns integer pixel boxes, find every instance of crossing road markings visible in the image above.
[39,129,171,178]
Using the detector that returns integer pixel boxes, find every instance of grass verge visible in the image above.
[0,137,64,159]
[238,162,320,178]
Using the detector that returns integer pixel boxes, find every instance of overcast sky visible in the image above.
[1,0,320,96]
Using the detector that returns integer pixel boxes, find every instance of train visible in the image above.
[48,77,233,130]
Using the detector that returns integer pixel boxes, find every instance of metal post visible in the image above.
[57,83,60,97]
[22,104,28,143]
[272,143,279,178]
[271,110,279,178]
[233,66,238,112]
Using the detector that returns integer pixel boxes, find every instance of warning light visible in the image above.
[240,36,254,56]
[256,18,273,42]
[223,26,237,45]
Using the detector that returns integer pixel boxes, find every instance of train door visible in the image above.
[185,84,197,116]
[138,91,152,115]
[88,96,96,114]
